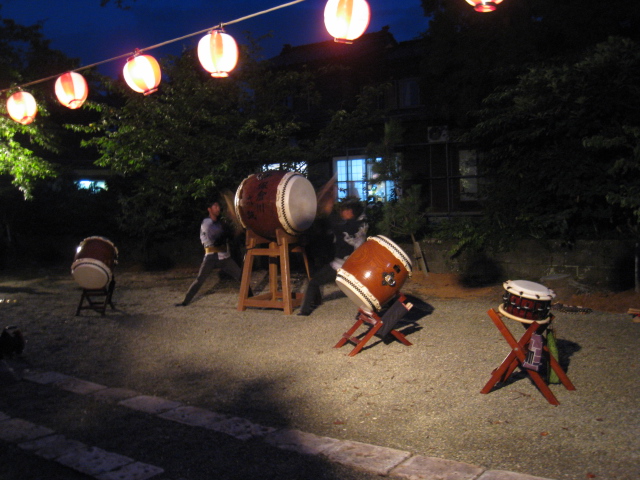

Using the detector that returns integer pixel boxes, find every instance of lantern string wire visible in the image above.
[1,0,307,94]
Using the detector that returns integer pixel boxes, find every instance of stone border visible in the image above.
[11,370,556,480]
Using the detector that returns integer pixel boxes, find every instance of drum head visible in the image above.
[336,268,380,312]
[278,173,317,235]
[71,258,112,290]
[503,279,556,301]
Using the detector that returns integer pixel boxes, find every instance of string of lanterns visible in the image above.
[5,0,501,125]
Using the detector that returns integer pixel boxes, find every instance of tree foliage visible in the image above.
[463,36,640,243]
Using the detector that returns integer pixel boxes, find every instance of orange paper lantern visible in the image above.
[6,91,37,125]
[324,0,370,44]
[55,72,89,109]
[123,52,161,95]
[466,0,503,13]
[198,29,239,78]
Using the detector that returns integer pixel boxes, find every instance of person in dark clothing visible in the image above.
[176,201,242,306]
[297,197,368,316]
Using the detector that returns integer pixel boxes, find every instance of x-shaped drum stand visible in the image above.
[334,293,413,356]
[480,308,575,405]
[75,278,116,316]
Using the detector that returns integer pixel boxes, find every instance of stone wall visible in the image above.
[416,238,636,291]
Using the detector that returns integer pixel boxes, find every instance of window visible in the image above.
[397,78,421,108]
[75,180,107,192]
[334,156,396,202]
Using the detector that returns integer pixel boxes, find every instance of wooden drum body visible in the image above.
[234,171,317,240]
[336,235,413,312]
[71,236,118,290]
[499,279,556,323]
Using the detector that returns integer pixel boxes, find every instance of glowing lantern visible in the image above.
[55,72,89,109]
[123,52,161,95]
[6,91,37,125]
[198,29,239,78]
[466,0,503,13]
[324,0,370,44]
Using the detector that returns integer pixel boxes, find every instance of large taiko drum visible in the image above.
[71,236,118,290]
[336,235,413,312]
[499,279,556,323]
[234,171,317,240]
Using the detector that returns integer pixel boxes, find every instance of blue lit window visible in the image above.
[76,180,107,191]
[334,157,396,202]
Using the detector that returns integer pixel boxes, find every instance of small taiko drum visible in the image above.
[71,236,118,290]
[234,171,317,240]
[499,279,556,323]
[336,235,413,312]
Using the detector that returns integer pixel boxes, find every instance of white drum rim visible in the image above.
[78,236,119,258]
[498,304,551,324]
[503,279,556,301]
[369,235,413,278]
[336,268,381,312]
[234,177,249,231]
[71,258,113,290]
[277,172,316,236]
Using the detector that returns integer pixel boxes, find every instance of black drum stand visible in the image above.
[76,278,116,316]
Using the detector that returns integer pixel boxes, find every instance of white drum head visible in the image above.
[234,178,248,230]
[277,172,317,235]
[503,279,556,301]
[336,268,380,312]
[71,258,112,290]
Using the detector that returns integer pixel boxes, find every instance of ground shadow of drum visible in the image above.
[499,279,556,323]
[234,171,316,240]
[336,235,413,312]
[71,236,118,290]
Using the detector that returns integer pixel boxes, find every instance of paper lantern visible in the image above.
[324,0,370,44]
[6,91,37,125]
[55,72,89,109]
[123,53,161,95]
[466,0,503,13]
[198,29,239,78]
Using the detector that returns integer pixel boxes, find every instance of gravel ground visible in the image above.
[1,266,639,480]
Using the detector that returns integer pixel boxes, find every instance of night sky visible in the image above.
[1,0,429,78]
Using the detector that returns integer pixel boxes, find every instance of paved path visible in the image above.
[1,368,553,480]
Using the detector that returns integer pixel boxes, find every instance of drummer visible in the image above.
[176,200,243,307]
[298,195,368,316]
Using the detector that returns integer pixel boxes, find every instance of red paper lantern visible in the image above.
[324,0,370,44]
[55,72,89,109]
[198,29,239,78]
[123,52,161,95]
[6,91,37,125]
[466,0,503,13]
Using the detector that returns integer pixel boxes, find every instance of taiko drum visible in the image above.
[234,171,317,240]
[499,279,556,323]
[71,236,118,290]
[336,235,413,312]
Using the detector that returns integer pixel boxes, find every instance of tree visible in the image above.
[463,37,640,245]
[418,0,640,127]
[80,45,317,253]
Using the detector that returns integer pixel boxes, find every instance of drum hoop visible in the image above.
[503,280,555,301]
[80,236,119,257]
[369,235,413,277]
[276,171,302,236]
[498,304,551,324]
[336,268,381,311]
[234,177,249,231]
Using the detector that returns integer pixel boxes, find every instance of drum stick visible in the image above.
[221,189,244,237]
[316,174,337,216]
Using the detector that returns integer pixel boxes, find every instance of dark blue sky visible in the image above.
[1,0,428,78]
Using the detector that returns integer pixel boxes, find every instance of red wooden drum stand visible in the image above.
[237,229,310,315]
[334,293,413,356]
[480,308,575,405]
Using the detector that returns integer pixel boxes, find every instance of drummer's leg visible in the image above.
[179,254,216,306]
[298,264,336,315]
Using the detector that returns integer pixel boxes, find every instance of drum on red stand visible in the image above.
[234,171,317,240]
[71,236,118,290]
[336,235,413,312]
[499,279,556,323]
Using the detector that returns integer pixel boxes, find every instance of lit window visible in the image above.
[334,157,396,202]
[76,180,107,191]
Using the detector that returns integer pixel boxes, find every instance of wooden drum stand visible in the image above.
[237,229,310,315]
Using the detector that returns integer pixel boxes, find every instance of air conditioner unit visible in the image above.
[427,126,449,143]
